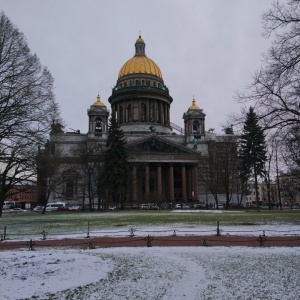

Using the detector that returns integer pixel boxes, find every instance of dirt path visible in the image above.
[1,235,300,251]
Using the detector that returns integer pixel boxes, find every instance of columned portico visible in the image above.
[128,138,200,204]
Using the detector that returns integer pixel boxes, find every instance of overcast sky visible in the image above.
[1,0,274,134]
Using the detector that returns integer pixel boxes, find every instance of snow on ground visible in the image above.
[1,246,300,300]
[17,224,300,241]
[4,224,300,242]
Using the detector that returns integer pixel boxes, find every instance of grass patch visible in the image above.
[0,209,299,239]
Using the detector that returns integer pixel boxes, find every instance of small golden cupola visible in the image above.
[188,98,200,110]
[92,94,106,107]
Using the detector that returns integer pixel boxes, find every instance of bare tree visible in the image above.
[74,143,104,211]
[0,12,62,215]
[236,1,300,131]
[36,144,67,214]
[200,135,239,208]
[0,141,36,216]
[281,125,300,177]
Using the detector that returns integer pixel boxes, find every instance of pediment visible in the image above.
[126,135,197,155]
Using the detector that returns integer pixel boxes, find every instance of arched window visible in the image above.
[62,170,77,200]
[127,104,132,122]
[193,121,200,134]
[95,117,102,134]
[141,103,146,121]
[157,104,161,123]
[150,104,154,121]
[120,106,123,123]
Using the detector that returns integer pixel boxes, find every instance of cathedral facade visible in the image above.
[46,36,232,208]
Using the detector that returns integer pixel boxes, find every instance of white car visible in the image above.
[9,208,28,213]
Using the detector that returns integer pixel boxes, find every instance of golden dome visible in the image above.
[188,99,200,110]
[92,95,105,107]
[118,35,163,79]
[118,56,162,79]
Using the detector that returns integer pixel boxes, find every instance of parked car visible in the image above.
[33,206,44,212]
[140,203,159,210]
[9,208,28,213]
[192,203,206,209]
[57,206,71,211]
[68,205,80,211]
[46,202,66,211]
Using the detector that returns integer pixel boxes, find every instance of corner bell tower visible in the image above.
[183,98,206,138]
[87,95,109,137]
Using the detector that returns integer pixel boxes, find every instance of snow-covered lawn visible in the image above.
[1,246,300,300]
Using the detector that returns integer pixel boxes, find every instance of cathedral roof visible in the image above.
[118,35,163,79]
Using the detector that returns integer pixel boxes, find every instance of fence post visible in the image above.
[144,235,153,247]
[257,235,266,247]
[216,221,221,236]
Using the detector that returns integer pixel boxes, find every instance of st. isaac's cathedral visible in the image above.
[46,35,236,207]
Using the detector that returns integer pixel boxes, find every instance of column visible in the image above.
[193,165,198,202]
[181,164,187,201]
[132,165,137,202]
[157,164,162,196]
[188,167,192,200]
[145,164,149,201]
[169,164,174,201]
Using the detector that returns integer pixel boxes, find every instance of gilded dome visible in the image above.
[118,36,163,79]
[92,95,105,107]
[188,99,200,110]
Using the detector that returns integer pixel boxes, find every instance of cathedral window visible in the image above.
[62,171,77,200]
[65,178,74,199]
[153,81,156,87]
[136,80,140,86]
[127,104,132,122]
[141,103,146,121]
[150,104,154,121]
[193,121,200,134]
[146,80,150,86]
[157,105,161,123]
[95,117,102,135]
[120,106,124,123]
